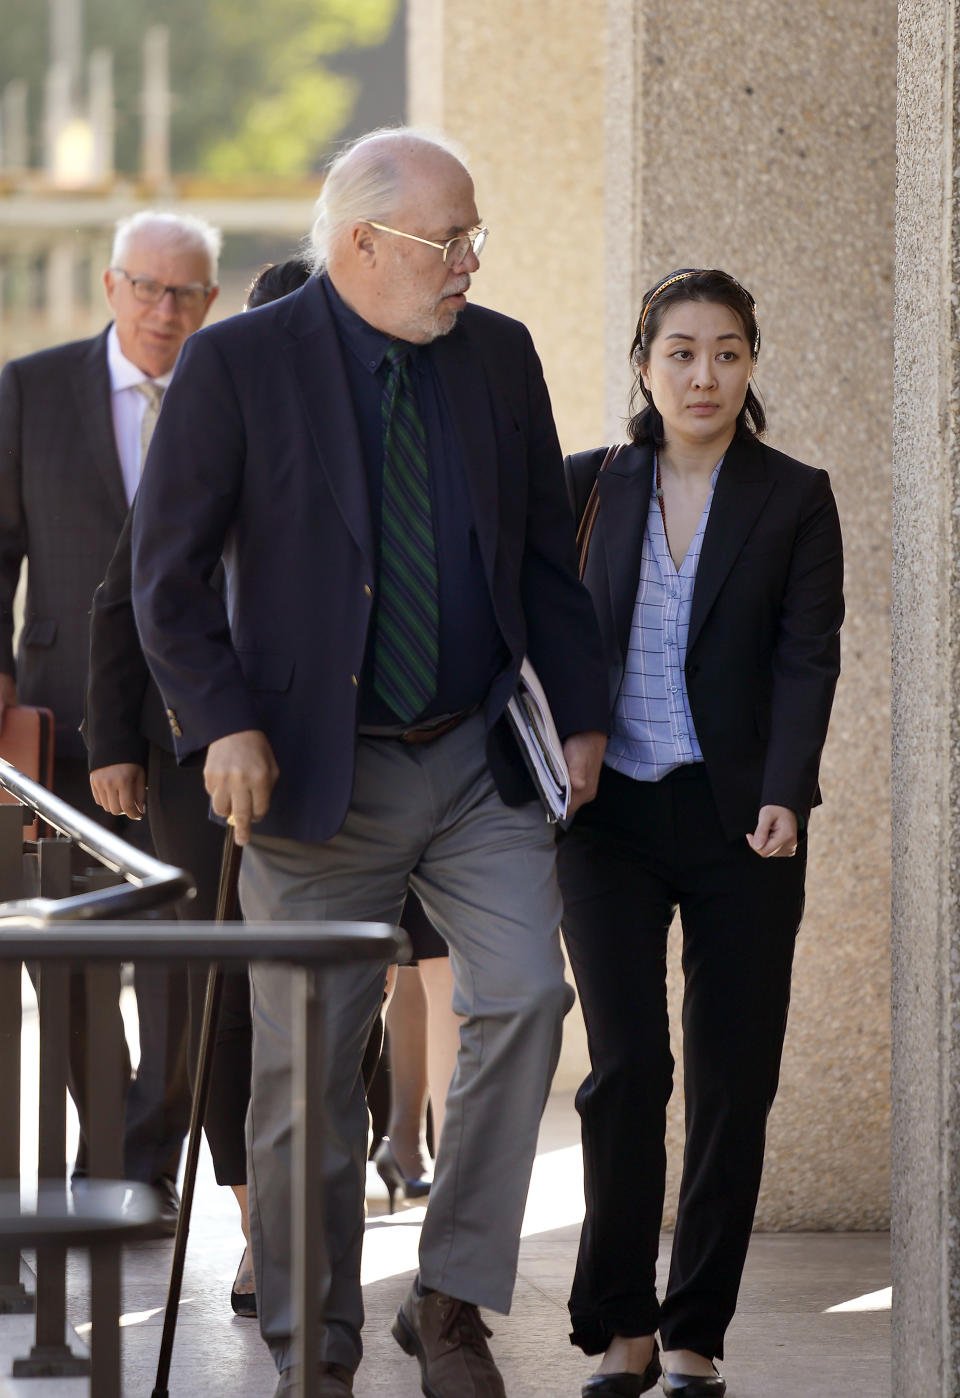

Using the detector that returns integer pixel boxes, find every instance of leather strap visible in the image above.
[576,443,625,580]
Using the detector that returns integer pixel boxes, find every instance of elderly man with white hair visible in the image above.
[131,127,609,1396]
[0,210,220,1222]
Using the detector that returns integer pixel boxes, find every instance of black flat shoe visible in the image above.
[230,1250,257,1318]
[581,1342,661,1396]
[373,1138,431,1214]
[660,1362,725,1397]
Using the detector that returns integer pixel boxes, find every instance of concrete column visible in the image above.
[43,60,71,178]
[892,5,960,1393]
[1,81,28,175]
[609,5,896,1231]
[44,239,76,335]
[49,0,84,112]
[407,0,607,453]
[409,0,896,1229]
[88,49,114,183]
[0,248,35,363]
[602,0,641,438]
[406,0,444,130]
[141,26,171,186]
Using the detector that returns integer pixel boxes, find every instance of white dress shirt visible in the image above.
[106,324,173,506]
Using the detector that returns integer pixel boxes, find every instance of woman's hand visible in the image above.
[562,730,607,817]
[746,804,798,858]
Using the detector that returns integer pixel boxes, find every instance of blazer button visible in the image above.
[351,674,358,686]
[363,584,373,597]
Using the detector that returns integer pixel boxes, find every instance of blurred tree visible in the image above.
[0,0,400,176]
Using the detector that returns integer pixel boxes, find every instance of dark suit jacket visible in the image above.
[566,433,844,839]
[0,327,129,759]
[132,276,608,844]
[83,508,173,770]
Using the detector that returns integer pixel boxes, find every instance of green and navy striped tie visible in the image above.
[373,343,439,720]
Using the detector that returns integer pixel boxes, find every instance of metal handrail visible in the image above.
[0,758,195,919]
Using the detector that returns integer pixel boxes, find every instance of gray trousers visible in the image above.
[240,716,571,1376]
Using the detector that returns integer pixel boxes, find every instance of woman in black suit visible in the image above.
[558,269,843,1398]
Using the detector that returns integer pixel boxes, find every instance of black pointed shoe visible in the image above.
[230,1248,257,1318]
[660,1362,725,1397]
[581,1342,661,1396]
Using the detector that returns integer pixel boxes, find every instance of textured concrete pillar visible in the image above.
[892,5,960,1393]
[141,26,171,187]
[408,0,607,452]
[410,0,895,1228]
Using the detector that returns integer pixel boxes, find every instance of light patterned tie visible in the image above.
[372,344,439,721]
[135,380,165,470]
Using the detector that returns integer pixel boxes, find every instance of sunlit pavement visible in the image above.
[1,978,891,1397]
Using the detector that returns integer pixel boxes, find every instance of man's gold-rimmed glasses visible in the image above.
[365,222,489,266]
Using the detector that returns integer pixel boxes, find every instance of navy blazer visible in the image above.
[132,276,608,844]
[0,328,129,759]
[566,433,844,838]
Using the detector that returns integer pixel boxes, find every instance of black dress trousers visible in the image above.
[557,761,806,1360]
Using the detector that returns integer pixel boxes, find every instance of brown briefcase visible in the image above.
[0,706,54,840]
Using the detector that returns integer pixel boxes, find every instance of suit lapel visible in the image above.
[73,328,128,523]
[283,279,373,562]
[687,433,774,652]
[429,325,499,591]
[595,442,653,662]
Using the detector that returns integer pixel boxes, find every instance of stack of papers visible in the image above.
[506,658,570,824]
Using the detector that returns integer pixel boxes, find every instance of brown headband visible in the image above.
[638,269,759,355]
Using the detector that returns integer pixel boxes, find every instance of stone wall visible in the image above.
[891,3,960,1391]
[410,0,896,1228]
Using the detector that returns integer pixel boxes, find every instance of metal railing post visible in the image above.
[14,837,88,1374]
[0,803,31,1313]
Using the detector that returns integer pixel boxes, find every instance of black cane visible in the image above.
[151,828,243,1398]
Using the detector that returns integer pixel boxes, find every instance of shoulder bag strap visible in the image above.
[576,443,625,580]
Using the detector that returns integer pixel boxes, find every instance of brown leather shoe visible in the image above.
[392,1281,507,1397]
[273,1362,354,1396]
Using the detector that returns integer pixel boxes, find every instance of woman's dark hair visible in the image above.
[245,257,312,309]
[627,267,765,446]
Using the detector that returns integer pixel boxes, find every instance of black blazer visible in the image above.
[566,433,844,839]
[0,328,129,759]
[83,508,174,771]
[131,276,608,844]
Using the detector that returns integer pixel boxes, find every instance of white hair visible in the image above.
[111,211,223,283]
[307,126,469,272]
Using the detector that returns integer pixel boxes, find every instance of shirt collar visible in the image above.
[106,323,174,395]
[321,273,408,376]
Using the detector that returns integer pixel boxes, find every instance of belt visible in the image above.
[358,706,477,745]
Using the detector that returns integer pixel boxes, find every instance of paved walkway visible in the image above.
[0,983,891,1396]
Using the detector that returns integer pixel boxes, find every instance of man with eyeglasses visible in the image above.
[0,210,219,1225]
[132,127,608,1398]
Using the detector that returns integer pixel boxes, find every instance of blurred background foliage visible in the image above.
[0,0,402,176]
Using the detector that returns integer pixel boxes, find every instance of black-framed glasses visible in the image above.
[110,267,215,309]
[365,222,489,266]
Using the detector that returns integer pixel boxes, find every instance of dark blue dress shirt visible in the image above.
[322,275,508,725]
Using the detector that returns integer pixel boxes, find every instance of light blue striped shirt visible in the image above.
[604,457,722,783]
